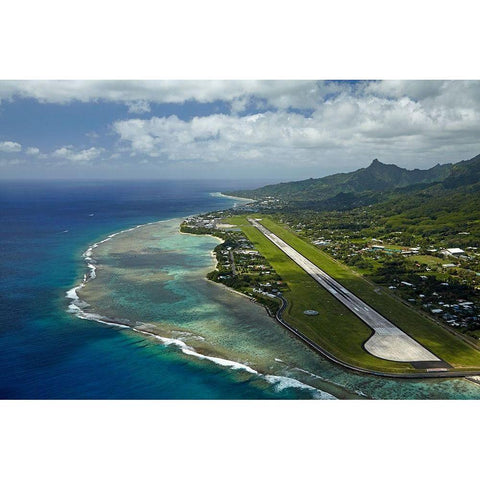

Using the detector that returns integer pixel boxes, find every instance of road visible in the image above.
[229,250,237,275]
[248,218,442,364]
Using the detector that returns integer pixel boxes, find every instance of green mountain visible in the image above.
[259,152,480,249]
[227,158,453,206]
[442,153,480,189]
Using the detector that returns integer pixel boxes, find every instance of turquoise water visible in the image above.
[3,179,480,399]
[73,217,480,399]
[2,180,313,399]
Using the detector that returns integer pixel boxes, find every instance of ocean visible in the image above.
[1,179,480,399]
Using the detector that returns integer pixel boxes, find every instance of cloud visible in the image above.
[52,146,103,163]
[0,80,344,111]
[0,141,22,152]
[363,80,445,101]
[1,79,480,115]
[126,100,151,114]
[2,80,480,177]
[26,147,40,155]
[112,84,480,173]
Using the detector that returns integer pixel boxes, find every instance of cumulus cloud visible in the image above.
[112,84,480,172]
[2,80,480,176]
[0,80,344,111]
[52,146,103,163]
[0,141,22,152]
[126,100,151,114]
[26,147,40,155]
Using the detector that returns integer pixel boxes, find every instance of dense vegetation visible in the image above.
[224,153,480,339]
[184,153,480,374]
[212,215,480,373]
[181,216,284,316]
[228,154,480,215]
[228,157,453,207]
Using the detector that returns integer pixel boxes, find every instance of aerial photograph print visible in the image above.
[2,79,480,400]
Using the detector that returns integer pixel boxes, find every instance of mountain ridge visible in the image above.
[227,157,456,205]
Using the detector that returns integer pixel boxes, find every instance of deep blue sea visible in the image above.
[2,180,480,399]
[0,179,296,399]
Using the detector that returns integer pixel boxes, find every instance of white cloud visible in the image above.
[52,146,103,163]
[126,100,151,114]
[26,147,40,155]
[0,141,22,152]
[0,80,343,111]
[1,79,480,115]
[363,80,445,100]
[2,80,480,177]
[112,84,480,173]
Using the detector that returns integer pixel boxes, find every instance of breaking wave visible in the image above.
[265,375,336,400]
[65,219,337,399]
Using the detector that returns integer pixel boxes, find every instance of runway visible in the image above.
[248,218,441,363]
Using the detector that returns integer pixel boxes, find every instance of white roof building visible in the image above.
[444,248,465,256]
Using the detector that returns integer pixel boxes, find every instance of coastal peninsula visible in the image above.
[182,191,480,378]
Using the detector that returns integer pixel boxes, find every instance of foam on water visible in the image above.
[66,220,260,374]
[133,328,337,398]
[293,367,370,398]
[64,218,338,399]
[67,219,163,311]
[265,375,337,400]
[132,328,258,374]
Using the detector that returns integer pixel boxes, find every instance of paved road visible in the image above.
[229,250,237,275]
[248,218,441,364]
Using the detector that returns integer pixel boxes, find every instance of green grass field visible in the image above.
[226,214,480,373]
[409,255,445,266]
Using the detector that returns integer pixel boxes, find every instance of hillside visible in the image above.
[442,153,480,189]
[227,158,453,205]
[258,155,480,339]
[262,153,480,247]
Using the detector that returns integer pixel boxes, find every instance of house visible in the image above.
[442,248,465,256]
[313,240,330,246]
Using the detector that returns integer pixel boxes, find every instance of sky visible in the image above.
[1,80,480,181]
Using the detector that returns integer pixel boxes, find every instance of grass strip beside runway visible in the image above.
[227,215,417,373]
[254,216,480,371]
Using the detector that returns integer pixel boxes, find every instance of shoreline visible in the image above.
[65,217,339,397]
[66,218,264,374]
[63,212,480,398]
[179,224,274,317]
[180,222,480,380]
[210,191,256,203]
[178,229,224,270]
